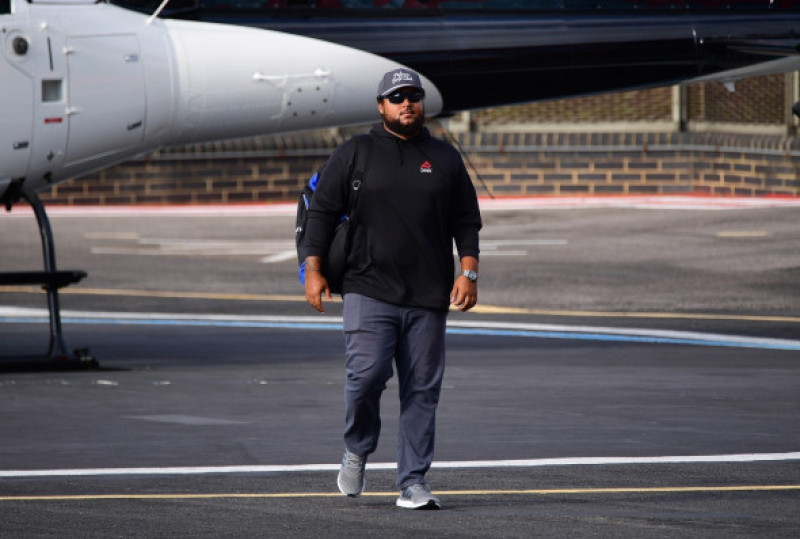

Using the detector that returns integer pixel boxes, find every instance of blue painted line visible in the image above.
[3,315,800,351]
[1,317,342,332]
[444,327,800,351]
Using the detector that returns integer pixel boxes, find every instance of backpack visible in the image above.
[295,134,373,291]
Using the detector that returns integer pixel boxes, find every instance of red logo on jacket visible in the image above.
[420,161,433,173]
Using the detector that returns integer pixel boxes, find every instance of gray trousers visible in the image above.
[342,293,447,489]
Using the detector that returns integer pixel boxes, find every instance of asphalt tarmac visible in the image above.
[1,197,799,537]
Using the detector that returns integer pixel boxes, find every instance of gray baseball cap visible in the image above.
[376,68,425,98]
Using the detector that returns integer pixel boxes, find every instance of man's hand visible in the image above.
[450,256,478,312]
[304,256,331,313]
[450,277,477,312]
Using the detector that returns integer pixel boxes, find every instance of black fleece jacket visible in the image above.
[304,124,482,310]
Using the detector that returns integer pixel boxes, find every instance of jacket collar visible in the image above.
[371,123,430,142]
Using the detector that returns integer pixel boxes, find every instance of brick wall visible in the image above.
[473,74,790,127]
[43,157,327,205]
[462,132,799,197]
[475,87,674,124]
[39,130,800,205]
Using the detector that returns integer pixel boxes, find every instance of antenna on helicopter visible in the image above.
[146,0,171,25]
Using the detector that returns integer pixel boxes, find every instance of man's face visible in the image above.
[377,88,425,139]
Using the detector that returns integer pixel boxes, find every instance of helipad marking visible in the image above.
[2,308,799,351]
[2,484,799,502]
[1,452,798,478]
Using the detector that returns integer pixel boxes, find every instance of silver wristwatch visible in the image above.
[461,269,478,282]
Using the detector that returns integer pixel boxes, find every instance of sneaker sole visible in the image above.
[396,498,441,510]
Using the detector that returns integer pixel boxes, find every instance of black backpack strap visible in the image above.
[345,134,373,224]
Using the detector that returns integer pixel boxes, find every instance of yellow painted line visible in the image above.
[717,231,769,238]
[2,485,799,502]
[470,305,800,324]
[83,232,141,241]
[0,286,318,304]
[469,304,537,315]
[2,286,799,324]
[431,485,800,495]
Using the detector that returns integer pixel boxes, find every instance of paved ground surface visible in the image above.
[1,197,799,537]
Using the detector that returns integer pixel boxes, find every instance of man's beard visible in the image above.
[382,111,424,137]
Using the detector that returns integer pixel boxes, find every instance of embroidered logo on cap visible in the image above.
[392,71,414,84]
[420,161,433,173]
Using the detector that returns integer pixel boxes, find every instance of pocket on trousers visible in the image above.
[343,293,362,333]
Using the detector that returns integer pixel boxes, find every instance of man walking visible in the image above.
[303,68,481,509]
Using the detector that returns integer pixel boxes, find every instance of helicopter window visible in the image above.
[42,80,63,102]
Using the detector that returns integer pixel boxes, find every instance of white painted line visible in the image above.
[260,251,300,263]
[90,239,296,258]
[448,320,800,350]
[1,452,798,478]
[478,196,800,211]
[125,415,247,426]
[5,204,297,217]
[91,247,272,256]
[475,239,568,257]
[431,452,800,468]
[478,251,528,256]
[482,240,568,246]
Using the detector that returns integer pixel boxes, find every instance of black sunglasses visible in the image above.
[383,90,425,104]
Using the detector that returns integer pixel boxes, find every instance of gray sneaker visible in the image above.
[337,449,366,497]
[396,483,441,510]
